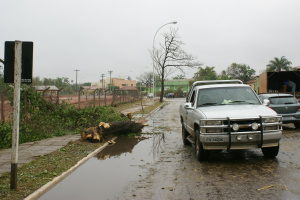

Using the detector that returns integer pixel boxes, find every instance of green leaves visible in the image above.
[0,87,128,150]
[266,56,292,72]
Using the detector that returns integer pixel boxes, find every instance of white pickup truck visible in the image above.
[179,80,282,161]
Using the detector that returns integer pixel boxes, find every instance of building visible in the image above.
[110,78,136,89]
[156,79,191,93]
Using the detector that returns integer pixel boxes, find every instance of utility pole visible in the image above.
[10,41,22,190]
[108,70,113,92]
[74,69,80,89]
[101,74,105,90]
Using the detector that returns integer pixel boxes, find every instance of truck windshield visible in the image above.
[197,87,260,107]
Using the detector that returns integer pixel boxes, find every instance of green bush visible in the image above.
[0,123,13,149]
[0,87,128,150]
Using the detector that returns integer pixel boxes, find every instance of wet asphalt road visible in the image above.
[121,98,300,200]
[40,98,300,200]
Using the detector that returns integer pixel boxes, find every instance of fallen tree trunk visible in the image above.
[81,121,145,143]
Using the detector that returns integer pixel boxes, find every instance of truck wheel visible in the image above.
[195,130,207,161]
[294,122,300,129]
[262,143,279,158]
[182,125,189,145]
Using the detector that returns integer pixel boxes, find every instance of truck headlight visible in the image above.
[232,123,240,131]
[205,120,222,125]
[263,117,278,123]
[251,122,259,131]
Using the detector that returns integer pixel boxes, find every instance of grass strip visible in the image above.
[133,101,165,114]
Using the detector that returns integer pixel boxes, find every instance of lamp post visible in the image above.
[152,21,177,106]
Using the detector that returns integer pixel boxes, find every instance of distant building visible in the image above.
[111,78,136,89]
[246,76,259,94]
[156,79,192,93]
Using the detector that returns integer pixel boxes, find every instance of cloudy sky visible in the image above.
[1,0,299,83]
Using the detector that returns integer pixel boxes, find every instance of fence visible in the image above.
[0,88,140,124]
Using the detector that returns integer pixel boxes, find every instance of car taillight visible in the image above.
[269,107,274,110]
[298,106,300,111]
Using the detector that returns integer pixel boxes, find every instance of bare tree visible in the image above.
[150,28,202,102]
[136,71,154,93]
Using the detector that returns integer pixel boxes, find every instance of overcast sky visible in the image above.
[1,0,299,83]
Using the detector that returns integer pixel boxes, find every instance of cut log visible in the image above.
[81,121,145,143]
[101,121,144,135]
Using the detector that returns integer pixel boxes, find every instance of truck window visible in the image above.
[189,90,196,106]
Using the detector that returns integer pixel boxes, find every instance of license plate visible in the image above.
[205,137,224,142]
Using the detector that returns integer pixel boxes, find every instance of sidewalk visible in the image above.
[0,134,81,177]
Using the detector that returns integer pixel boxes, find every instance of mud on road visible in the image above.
[120,98,300,200]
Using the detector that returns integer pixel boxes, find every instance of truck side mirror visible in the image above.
[184,103,193,109]
[263,99,270,106]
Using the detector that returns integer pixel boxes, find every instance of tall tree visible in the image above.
[226,63,256,83]
[193,66,218,81]
[136,72,154,93]
[266,56,292,72]
[219,70,229,80]
[150,28,202,102]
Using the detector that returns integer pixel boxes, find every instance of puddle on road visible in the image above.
[39,133,165,200]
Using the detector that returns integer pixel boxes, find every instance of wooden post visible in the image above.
[78,89,81,109]
[85,89,88,107]
[56,88,63,105]
[104,90,107,106]
[98,89,101,107]
[93,90,96,108]
[11,41,22,190]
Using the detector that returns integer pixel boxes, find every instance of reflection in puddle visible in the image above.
[96,136,149,160]
[39,134,165,200]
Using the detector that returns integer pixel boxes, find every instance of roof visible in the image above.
[34,85,59,91]
[246,79,257,84]
[192,80,243,88]
[258,93,294,97]
[195,84,250,90]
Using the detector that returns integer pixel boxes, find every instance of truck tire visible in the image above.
[182,125,189,145]
[262,143,279,158]
[294,122,300,129]
[195,130,207,161]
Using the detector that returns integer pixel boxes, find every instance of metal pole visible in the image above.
[11,41,22,190]
[152,21,177,106]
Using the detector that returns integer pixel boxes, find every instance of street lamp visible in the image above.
[152,21,177,106]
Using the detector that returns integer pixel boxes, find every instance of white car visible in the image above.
[179,80,282,161]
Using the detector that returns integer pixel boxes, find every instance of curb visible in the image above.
[24,136,118,200]
[138,101,167,121]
